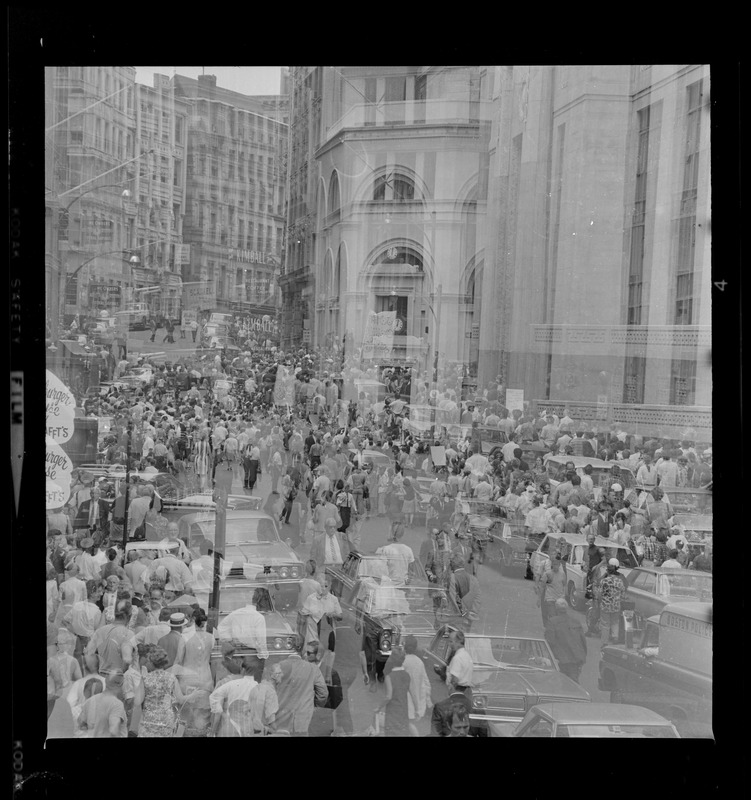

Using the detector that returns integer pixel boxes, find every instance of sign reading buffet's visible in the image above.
[45,370,76,509]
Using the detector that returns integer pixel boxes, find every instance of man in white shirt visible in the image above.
[465,451,490,475]
[159,522,191,564]
[472,477,494,502]
[445,630,474,693]
[146,551,194,595]
[215,594,269,659]
[501,437,520,464]
[636,455,658,488]
[655,453,679,487]
[208,656,260,737]
[376,523,415,585]
[127,486,152,538]
[312,469,331,501]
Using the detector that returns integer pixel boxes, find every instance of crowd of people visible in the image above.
[45,343,712,737]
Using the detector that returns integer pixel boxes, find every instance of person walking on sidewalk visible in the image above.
[190,319,198,342]
[149,318,158,343]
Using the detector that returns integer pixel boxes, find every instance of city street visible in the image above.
[236,465,607,735]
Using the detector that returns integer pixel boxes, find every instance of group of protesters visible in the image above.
[45,340,712,737]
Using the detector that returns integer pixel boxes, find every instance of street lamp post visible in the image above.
[122,419,133,550]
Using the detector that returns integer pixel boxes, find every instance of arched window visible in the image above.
[328,171,340,213]
[372,243,424,273]
[372,172,416,202]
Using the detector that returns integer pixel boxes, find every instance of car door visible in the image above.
[627,570,659,622]
[422,627,452,701]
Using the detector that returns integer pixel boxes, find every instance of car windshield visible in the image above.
[218,583,278,615]
[360,581,448,617]
[465,637,556,670]
[661,572,713,598]
[559,724,678,738]
[190,518,281,546]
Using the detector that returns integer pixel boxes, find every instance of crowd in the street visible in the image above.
[45,342,712,738]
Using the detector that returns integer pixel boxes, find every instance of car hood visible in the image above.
[224,541,302,566]
[473,669,591,702]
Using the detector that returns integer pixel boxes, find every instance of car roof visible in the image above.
[181,509,275,523]
[630,566,713,579]
[542,532,629,550]
[545,456,630,470]
[533,703,675,725]
[437,625,546,644]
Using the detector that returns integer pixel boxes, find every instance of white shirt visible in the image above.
[447,646,474,688]
[209,675,259,714]
[376,543,415,585]
[216,605,268,658]
[661,558,683,569]
[501,441,518,463]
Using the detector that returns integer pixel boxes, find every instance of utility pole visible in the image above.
[430,283,442,441]
[209,456,233,633]
[122,419,132,550]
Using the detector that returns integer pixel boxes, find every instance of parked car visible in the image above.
[623,567,713,626]
[328,551,431,611]
[528,531,640,610]
[209,578,298,685]
[475,426,509,458]
[421,625,590,732]
[483,518,538,577]
[488,703,680,738]
[177,510,301,575]
[350,578,464,678]
[118,366,154,387]
[541,455,635,500]
[599,602,712,738]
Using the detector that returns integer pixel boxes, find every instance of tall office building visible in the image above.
[47,66,138,325]
[128,75,190,320]
[174,73,288,328]
[480,65,711,438]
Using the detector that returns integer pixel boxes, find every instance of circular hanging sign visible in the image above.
[45,370,76,444]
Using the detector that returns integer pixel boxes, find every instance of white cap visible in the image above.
[611,483,622,492]
[608,558,620,567]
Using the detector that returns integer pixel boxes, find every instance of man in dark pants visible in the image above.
[544,597,587,682]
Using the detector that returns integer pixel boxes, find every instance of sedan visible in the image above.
[488,703,679,738]
[623,567,713,626]
[422,626,590,731]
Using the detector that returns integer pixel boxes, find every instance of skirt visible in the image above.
[402,499,416,513]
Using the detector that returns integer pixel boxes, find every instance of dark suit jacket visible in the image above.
[310,532,350,569]
[431,692,472,736]
[73,499,112,530]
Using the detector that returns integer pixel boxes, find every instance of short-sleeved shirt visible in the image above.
[447,647,474,688]
[78,692,128,738]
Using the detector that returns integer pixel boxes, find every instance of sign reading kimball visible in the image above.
[505,389,525,414]
[46,436,73,509]
[46,370,75,444]
[228,249,274,265]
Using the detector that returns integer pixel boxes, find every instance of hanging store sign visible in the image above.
[46,370,75,443]
[183,281,216,310]
[175,244,191,265]
[46,435,73,509]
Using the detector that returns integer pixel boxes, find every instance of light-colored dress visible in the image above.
[179,631,214,710]
[139,669,178,737]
